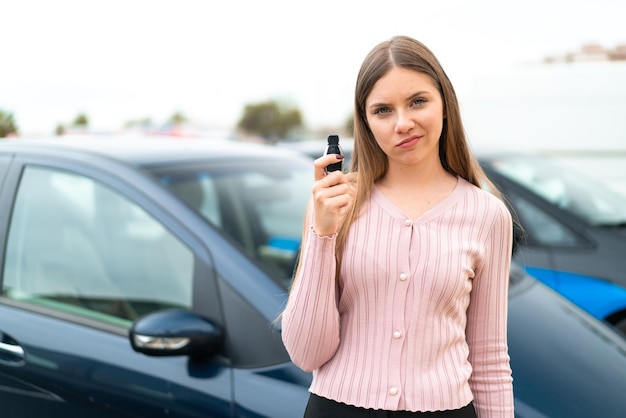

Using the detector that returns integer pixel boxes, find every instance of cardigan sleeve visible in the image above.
[466,200,515,418]
[281,227,341,372]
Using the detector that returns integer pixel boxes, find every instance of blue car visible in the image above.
[1,135,626,417]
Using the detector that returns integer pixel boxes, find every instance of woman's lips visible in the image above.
[397,135,421,148]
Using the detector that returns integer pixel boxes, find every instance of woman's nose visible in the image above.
[394,111,415,133]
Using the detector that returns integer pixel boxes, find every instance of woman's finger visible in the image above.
[312,171,347,197]
[313,154,345,180]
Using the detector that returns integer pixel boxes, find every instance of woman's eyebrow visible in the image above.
[367,100,388,109]
[409,90,433,98]
[367,90,432,108]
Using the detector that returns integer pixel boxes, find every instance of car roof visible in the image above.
[0,134,310,166]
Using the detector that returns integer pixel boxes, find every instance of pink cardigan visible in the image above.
[281,178,514,417]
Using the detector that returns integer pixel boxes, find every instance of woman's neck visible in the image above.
[378,157,453,191]
[375,159,457,219]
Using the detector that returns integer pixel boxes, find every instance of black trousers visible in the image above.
[304,394,477,418]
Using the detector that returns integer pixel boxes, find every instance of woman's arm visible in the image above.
[466,200,514,418]
[282,154,349,372]
[281,220,341,372]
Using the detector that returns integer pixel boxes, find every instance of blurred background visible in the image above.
[1,0,625,190]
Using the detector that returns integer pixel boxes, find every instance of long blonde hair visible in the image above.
[333,35,505,268]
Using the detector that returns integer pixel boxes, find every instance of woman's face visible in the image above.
[365,66,444,169]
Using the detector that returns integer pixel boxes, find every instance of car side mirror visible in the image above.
[129,309,223,360]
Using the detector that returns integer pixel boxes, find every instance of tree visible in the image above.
[169,111,187,125]
[237,100,303,143]
[0,109,19,138]
[73,113,89,127]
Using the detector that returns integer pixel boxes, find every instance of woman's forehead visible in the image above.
[367,67,439,102]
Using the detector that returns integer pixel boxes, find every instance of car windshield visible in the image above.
[490,156,626,226]
[146,159,311,288]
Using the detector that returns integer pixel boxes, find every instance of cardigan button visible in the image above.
[389,387,398,395]
[404,219,412,227]
[399,273,407,281]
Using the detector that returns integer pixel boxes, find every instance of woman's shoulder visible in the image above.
[458,177,511,216]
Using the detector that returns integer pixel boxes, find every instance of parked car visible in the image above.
[2,135,626,417]
[280,138,626,334]
[479,153,626,333]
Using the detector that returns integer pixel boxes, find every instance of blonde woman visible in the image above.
[282,36,515,418]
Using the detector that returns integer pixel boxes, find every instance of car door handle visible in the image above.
[0,341,25,359]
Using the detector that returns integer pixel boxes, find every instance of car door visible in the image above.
[0,154,233,417]
[503,184,593,281]
[483,169,626,327]
[482,167,592,276]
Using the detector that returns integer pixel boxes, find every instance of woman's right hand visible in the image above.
[311,154,350,236]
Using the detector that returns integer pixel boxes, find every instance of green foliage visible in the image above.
[73,113,89,127]
[169,111,187,125]
[237,100,303,143]
[0,110,19,137]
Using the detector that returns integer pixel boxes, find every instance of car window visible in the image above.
[507,191,583,247]
[490,157,626,226]
[2,166,194,328]
[153,161,310,288]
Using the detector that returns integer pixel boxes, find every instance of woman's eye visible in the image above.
[373,107,390,115]
[412,97,427,106]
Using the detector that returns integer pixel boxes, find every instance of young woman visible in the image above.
[282,35,514,418]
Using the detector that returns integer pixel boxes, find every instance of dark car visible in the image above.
[2,135,626,418]
[281,138,626,334]
[479,153,626,333]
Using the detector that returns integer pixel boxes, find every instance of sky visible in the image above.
[2,0,626,143]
